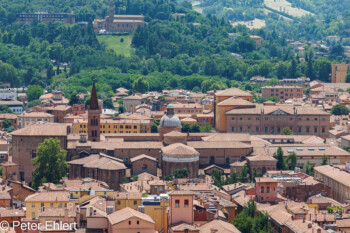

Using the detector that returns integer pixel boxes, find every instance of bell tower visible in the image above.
[88,82,100,142]
[107,0,115,32]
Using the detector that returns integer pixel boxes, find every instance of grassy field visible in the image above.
[97,35,134,57]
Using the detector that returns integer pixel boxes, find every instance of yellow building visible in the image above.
[68,188,114,200]
[214,88,253,132]
[331,64,350,83]
[114,192,142,211]
[144,196,168,233]
[172,103,204,114]
[72,118,151,134]
[25,191,71,219]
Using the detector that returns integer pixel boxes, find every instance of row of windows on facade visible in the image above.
[19,14,66,18]
[231,117,327,121]
[231,126,326,134]
[84,124,139,129]
[25,119,48,122]
[175,110,202,113]
[11,108,22,113]
[79,128,149,133]
[260,186,275,193]
[33,203,67,208]
[175,199,190,208]
[270,89,301,92]
[271,93,301,97]
[99,23,133,28]
[80,130,141,134]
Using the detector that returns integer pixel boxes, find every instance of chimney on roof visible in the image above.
[64,208,69,222]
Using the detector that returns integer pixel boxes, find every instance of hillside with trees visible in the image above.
[0,0,348,100]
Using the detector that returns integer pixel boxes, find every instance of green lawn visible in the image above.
[97,35,134,57]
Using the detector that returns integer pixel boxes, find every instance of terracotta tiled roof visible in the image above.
[114,192,142,200]
[0,192,11,200]
[217,97,255,106]
[137,172,159,181]
[257,203,292,225]
[255,177,278,183]
[84,157,126,171]
[107,207,155,225]
[199,219,241,233]
[68,154,100,165]
[130,154,157,162]
[216,87,252,97]
[225,103,329,115]
[168,190,194,196]
[336,219,350,228]
[202,133,251,142]
[11,123,67,136]
[123,95,143,100]
[162,143,199,156]
[39,207,76,218]
[171,222,198,231]
[267,145,350,157]
[43,105,71,111]
[283,219,327,233]
[247,148,276,162]
[188,141,251,149]
[0,114,17,119]
[19,112,54,118]
[25,191,70,202]
[0,100,23,105]
[0,209,25,217]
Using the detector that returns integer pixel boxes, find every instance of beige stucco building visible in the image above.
[331,64,350,83]
[18,112,54,128]
[314,165,350,203]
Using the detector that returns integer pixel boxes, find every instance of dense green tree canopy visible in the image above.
[331,104,350,115]
[32,138,69,189]
[26,85,44,102]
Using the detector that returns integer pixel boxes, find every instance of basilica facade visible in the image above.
[92,0,145,33]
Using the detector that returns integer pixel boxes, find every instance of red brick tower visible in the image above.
[88,82,100,142]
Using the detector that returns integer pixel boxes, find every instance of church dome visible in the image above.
[159,114,181,128]
[162,143,199,162]
[159,104,181,128]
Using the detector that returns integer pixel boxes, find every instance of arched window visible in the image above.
[261,187,264,193]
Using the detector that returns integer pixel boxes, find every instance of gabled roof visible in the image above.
[215,87,252,97]
[199,219,241,233]
[107,207,155,225]
[25,191,70,202]
[130,154,157,162]
[218,97,255,106]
